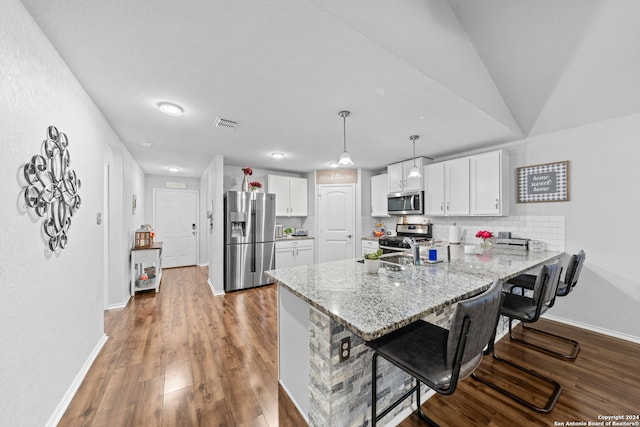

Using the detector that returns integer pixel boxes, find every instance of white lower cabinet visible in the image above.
[276,239,314,268]
[361,239,379,257]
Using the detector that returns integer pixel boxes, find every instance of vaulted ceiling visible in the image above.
[20,0,640,177]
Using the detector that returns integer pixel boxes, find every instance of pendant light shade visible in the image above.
[407,135,422,178]
[337,110,354,167]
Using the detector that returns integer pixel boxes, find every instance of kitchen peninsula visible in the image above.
[266,246,562,426]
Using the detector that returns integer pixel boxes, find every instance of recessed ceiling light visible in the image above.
[140,140,152,148]
[158,102,184,116]
[328,161,339,168]
[167,166,181,173]
[271,152,285,159]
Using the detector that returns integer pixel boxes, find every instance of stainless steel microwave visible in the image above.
[387,190,424,215]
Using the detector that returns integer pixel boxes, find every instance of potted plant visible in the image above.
[283,227,294,237]
[364,249,383,274]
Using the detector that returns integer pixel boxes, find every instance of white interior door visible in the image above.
[154,189,198,268]
[319,185,355,262]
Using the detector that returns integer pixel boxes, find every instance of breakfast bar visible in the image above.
[266,246,562,426]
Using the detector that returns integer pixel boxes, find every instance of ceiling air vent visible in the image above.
[213,117,238,130]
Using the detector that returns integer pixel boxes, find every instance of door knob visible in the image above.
[346,234,352,238]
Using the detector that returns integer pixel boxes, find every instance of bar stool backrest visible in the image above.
[532,263,561,307]
[446,280,503,370]
[564,250,586,292]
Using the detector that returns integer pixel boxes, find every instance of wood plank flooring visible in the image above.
[59,266,640,426]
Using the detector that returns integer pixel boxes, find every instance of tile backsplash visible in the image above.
[366,215,565,251]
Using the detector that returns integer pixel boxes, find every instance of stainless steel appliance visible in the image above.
[224,191,276,292]
[387,190,424,215]
[379,223,432,254]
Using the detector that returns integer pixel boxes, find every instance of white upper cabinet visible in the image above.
[424,162,445,215]
[267,174,308,216]
[370,173,390,217]
[469,150,509,216]
[387,158,425,193]
[424,150,508,217]
[445,157,470,215]
[424,158,470,216]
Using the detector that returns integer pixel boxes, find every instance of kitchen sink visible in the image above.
[379,253,414,271]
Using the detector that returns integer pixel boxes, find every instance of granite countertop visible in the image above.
[362,236,383,241]
[276,236,314,241]
[265,245,562,341]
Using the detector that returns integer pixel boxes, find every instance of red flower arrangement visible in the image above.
[475,230,492,239]
[249,181,262,191]
[476,230,493,248]
[242,167,253,176]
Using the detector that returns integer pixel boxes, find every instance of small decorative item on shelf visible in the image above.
[283,227,293,237]
[364,249,383,274]
[135,224,154,248]
[249,181,262,192]
[476,230,493,249]
[241,167,253,192]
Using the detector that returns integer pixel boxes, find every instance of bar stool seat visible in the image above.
[504,250,585,359]
[367,280,504,426]
[472,263,564,413]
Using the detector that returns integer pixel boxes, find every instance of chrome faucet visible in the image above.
[403,237,421,266]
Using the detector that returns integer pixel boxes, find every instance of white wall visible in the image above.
[503,114,640,339]
[205,156,225,295]
[0,0,141,424]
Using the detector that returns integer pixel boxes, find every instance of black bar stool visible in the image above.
[472,263,563,413]
[506,250,585,359]
[367,280,504,427]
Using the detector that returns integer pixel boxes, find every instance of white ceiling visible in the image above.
[20,0,640,177]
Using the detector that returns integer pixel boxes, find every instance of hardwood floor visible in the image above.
[60,266,639,426]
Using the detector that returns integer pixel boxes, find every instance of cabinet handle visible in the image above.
[440,202,444,212]
[446,202,450,211]
[495,199,499,209]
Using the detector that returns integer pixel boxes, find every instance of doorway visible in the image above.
[154,189,199,268]
[318,184,355,262]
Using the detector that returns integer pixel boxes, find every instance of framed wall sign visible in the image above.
[516,160,569,203]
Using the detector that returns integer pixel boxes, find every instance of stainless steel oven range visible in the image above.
[378,223,433,254]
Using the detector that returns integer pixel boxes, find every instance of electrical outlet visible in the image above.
[339,337,351,362]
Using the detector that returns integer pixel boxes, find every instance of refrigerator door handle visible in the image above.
[251,198,257,273]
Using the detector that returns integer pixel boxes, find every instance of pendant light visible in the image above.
[337,110,354,167]
[407,135,422,178]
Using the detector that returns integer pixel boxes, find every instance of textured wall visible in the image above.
[0,0,136,424]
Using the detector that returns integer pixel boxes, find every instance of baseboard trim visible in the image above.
[106,299,128,310]
[46,334,108,427]
[543,314,640,344]
[208,278,225,296]
[198,262,209,267]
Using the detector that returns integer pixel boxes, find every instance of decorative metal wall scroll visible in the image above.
[517,160,569,203]
[23,125,82,250]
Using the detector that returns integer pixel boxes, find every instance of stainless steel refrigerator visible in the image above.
[224,191,276,292]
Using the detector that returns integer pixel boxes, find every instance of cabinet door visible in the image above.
[404,158,423,191]
[275,245,296,269]
[424,163,445,216]
[470,151,500,215]
[295,245,314,266]
[445,158,470,215]
[288,177,308,216]
[370,174,389,217]
[387,163,404,193]
[268,175,291,216]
